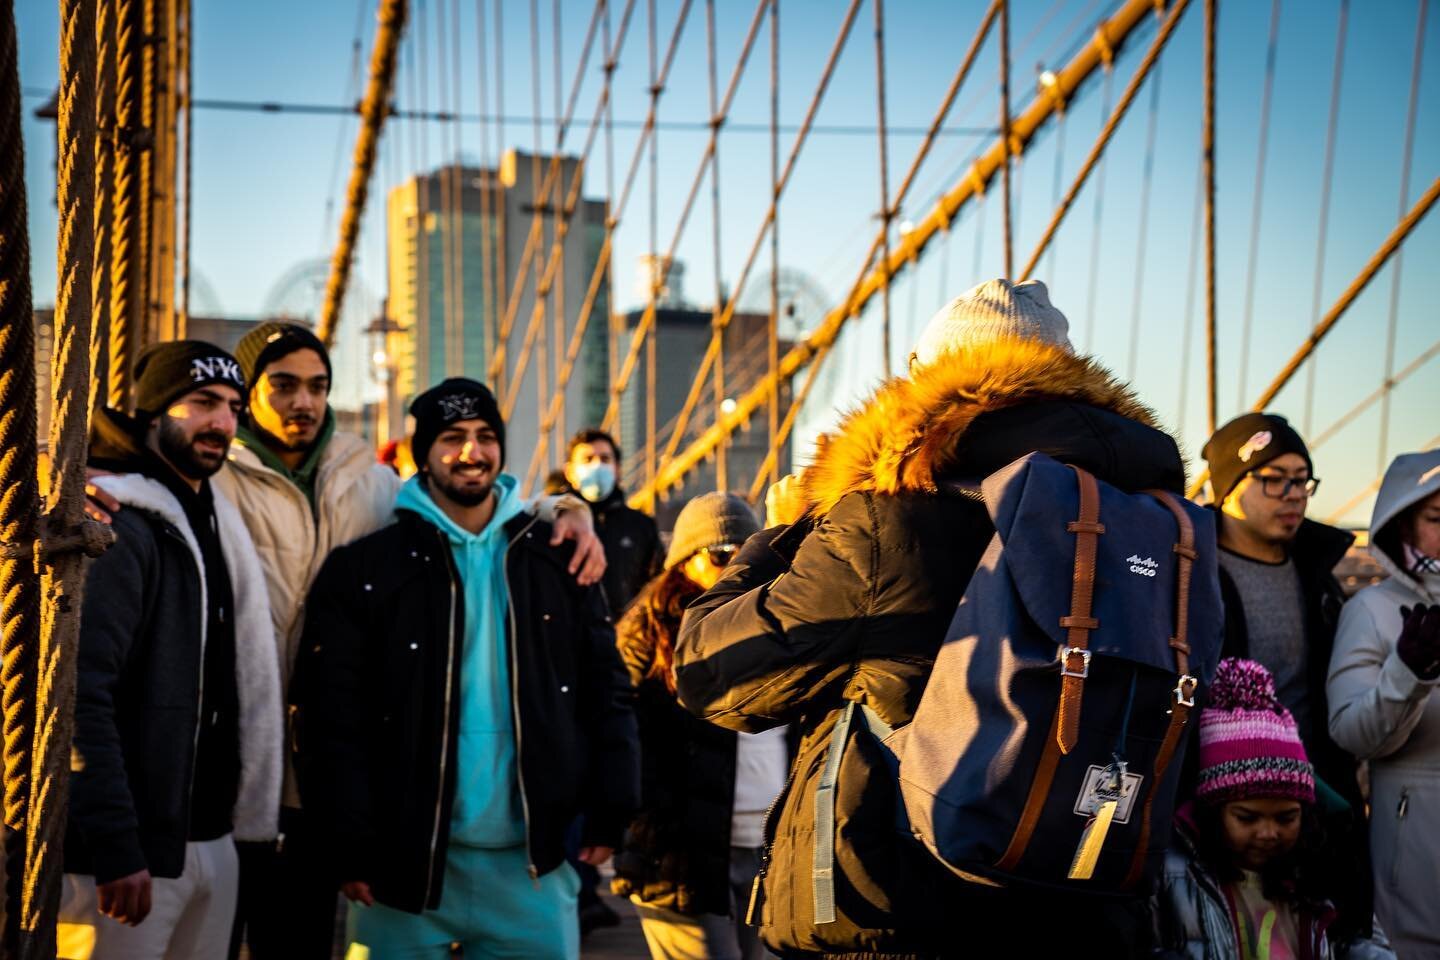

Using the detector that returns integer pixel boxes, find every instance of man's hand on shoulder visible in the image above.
[97,868,152,926]
[85,467,121,524]
[550,496,607,586]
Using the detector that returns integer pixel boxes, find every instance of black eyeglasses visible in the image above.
[1247,472,1321,499]
[704,544,738,567]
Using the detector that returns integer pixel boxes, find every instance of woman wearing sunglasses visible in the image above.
[611,492,786,960]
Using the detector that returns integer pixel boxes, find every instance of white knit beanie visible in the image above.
[911,278,1073,368]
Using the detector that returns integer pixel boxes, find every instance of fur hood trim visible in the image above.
[800,338,1164,516]
[92,474,284,842]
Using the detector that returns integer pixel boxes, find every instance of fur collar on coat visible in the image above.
[92,473,284,842]
[800,338,1167,517]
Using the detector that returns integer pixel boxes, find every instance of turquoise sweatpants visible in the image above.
[346,844,580,959]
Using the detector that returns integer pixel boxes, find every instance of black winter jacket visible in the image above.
[674,340,1187,959]
[292,506,641,914]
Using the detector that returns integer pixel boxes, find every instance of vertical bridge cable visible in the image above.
[764,0,779,491]
[1125,59,1161,381]
[708,0,728,490]
[25,0,109,952]
[317,0,409,347]
[998,0,1012,279]
[1302,0,1348,434]
[1201,0,1217,435]
[108,0,142,408]
[176,0,191,338]
[1018,0,1191,282]
[1235,0,1281,410]
[136,0,154,350]
[1081,68,1111,352]
[1377,0,1426,476]
[1175,160,1204,434]
[874,0,893,372]
[645,0,658,497]
[476,0,496,376]
[0,3,40,949]
[550,0,565,466]
[491,0,507,395]
[91,0,115,414]
[436,0,456,374]
[451,0,466,377]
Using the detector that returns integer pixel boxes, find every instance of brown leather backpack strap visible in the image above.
[996,711,1064,871]
[1122,489,1202,889]
[1056,466,1104,755]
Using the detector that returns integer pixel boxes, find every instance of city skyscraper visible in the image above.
[384,149,610,481]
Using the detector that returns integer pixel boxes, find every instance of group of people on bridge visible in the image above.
[52,279,1439,960]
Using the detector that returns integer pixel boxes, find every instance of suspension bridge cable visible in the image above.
[25,0,114,951]
[405,20,432,388]
[550,0,565,461]
[746,0,1004,501]
[1202,0,1218,435]
[449,0,467,376]
[1125,59,1161,381]
[1377,0,1426,477]
[645,0,658,496]
[0,3,41,947]
[1081,68,1112,353]
[1042,107,1066,278]
[90,0,114,413]
[107,0,141,408]
[625,0,863,480]
[1184,172,1440,500]
[637,0,1167,507]
[875,0,894,372]
[999,0,1013,280]
[1235,0,1281,410]
[498,0,619,418]
[320,0,370,256]
[488,0,612,394]
[318,0,408,347]
[1309,337,1440,454]
[476,0,496,373]
[1302,0,1349,436]
[137,0,155,349]
[1326,434,1440,527]
[762,0,779,492]
[491,0,506,396]
[436,0,456,374]
[1018,0,1191,281]
[176,0,191,336]
[1176,158,1204,432]
[707,0,729,490]
[603,0,619,446]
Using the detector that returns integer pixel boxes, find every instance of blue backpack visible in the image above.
[812,453,1222,921]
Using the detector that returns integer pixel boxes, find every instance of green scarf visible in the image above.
[235,409,336,509]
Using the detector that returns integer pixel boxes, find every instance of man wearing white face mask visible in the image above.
[564,429,662,618]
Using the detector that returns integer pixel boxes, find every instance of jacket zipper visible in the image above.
[1390,787,1410,889]
[746,734,802,925]
[162,525,207,837]
[505,516,542,882]
[424,530,462,908]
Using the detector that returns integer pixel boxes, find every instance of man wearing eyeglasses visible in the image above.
[1202,412,1372,945]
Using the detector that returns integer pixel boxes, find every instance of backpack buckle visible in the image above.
[1173,675,1197,708]
[1060,647,1092,679]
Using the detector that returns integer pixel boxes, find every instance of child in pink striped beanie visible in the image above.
[1195,657,1315,807]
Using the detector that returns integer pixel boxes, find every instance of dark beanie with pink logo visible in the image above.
[1201,412,1313,504]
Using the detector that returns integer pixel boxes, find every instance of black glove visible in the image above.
[1396,604,1440,680]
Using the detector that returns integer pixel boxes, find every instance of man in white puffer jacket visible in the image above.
[1328,449,1440,959]
[212,322,607,958]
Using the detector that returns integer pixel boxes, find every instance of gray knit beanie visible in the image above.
[665,492,761,569]
[911,278,1072,368]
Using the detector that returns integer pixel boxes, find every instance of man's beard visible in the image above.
[158,416,229,480]
[258,414,318,453]
[431,462,496,506]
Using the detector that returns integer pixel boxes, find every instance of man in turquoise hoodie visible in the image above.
[294,378,640,958]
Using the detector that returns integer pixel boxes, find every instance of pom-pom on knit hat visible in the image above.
[1195,658,1315,806]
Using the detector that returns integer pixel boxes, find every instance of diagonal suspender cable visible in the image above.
[1309,337,1440,455]
[108,0,142,408]
[624,0,862,479]
[1326,434,1440,526]
[317,0,408,347]
[636,0,1164,508]
[1302,0,1348,435]
[1017,0,1191,282]
[1377,0,1426,476]
[0,4,40,947]
[1235,0,1280,410]
[745,0,1001,500]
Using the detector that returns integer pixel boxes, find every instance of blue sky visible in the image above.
[17,0,1440,525]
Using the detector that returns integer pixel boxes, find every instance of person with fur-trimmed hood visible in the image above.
[673,279,1188,959]
[60,342,282,959]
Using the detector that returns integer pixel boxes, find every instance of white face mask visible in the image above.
[573,461,616,502]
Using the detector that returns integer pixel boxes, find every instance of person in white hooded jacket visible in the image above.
[1328,449,1440,959]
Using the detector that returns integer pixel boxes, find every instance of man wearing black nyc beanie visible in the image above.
[132,339,247,421]
[409,377,507,471]
[1202,412,1371,945]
